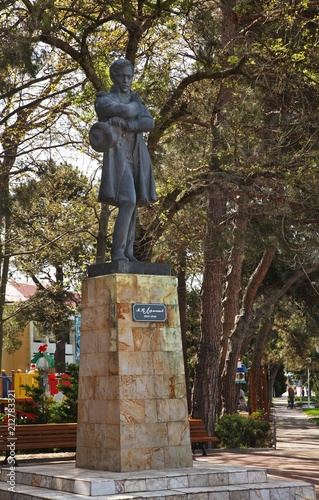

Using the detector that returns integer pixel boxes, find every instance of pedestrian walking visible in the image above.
[288,385,295,409]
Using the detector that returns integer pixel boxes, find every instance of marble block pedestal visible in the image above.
[76,272,193,472]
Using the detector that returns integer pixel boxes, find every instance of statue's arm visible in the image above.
[95,94,139,121]
[94,92,154,132]
[126,105,155,133]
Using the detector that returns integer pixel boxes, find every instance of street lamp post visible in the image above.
[306,357,311,408]
[307,366,310,407]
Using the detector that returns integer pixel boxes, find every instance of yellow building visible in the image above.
[2,282,78,373]
[2,323,32,373]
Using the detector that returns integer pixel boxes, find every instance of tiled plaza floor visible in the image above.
[196,396,319,498]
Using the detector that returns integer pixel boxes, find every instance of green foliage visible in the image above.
[12,161,98,286]
[52,363,79,423]
[0,160,97,358]
[2,304,26,354]
[0,36,39,91]
[263,296,319,378]
[19,286,78,331]
[250,410,264,421]
[215,414,272,449]
[274,365,287,397]
[17,377,58,424]
[16,364,79,424]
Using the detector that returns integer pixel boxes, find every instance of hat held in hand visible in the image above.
[89,122,119,152]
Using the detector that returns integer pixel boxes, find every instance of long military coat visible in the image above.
[94,85,157,207]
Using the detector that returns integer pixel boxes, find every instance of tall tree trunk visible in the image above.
[221,245,276,414]
[126,26,142,66]
[192,181,227,435]
[54,325,66,373]
[267,360,283,402]
[54,265,66,372]
[0,105,41,369]
[177,248,191,413]
[0,130,19,371]
[250,312,272,372]
[95,203,110,264]
[221,194,248,349]
[247,312,273,411]
[216,193,248,416]
[0,212,11,372]
[192,0,239,433]
[134,216,154,262]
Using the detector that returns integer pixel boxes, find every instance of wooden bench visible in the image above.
[0,420,218,462]
[189,418,219,456]
[0,423,77,464]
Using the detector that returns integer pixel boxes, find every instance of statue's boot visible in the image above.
[125,207,139,262]
[111,201,135,261]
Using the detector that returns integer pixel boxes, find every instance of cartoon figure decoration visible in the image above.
[30,344,55,369]
[48,373,71,403]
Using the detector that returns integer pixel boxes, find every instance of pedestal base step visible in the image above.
[0,478,315,500]
[0,462,315,500]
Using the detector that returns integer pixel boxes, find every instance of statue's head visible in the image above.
[109,59,134,96]
[110,59,134,80]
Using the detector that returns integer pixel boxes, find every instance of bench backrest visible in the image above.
[0,423,77,436]
[0,423,77,451]
[189,419,208,434]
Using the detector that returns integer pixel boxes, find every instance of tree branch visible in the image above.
[149,56,247,153]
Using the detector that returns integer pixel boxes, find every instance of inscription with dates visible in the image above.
[132,303,167,322]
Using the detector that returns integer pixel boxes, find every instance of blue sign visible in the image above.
[75,316,81,363]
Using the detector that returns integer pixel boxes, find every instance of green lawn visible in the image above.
[300,407,319,417]
[299,405,319,427]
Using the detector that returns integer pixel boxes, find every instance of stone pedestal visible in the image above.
[76,273,193,472]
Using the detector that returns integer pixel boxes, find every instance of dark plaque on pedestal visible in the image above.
[132,303,167,322]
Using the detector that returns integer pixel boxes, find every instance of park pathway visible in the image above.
[196,395,319,498]
[2,396,318,498]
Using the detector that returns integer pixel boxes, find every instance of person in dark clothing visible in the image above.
[288,385,295,409]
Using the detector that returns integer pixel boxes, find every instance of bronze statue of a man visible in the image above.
[90,59,156,262]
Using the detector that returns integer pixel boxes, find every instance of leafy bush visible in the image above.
[16,363,79,424]
[17,377,58,423]
[51,363,79,423]
[215,414,272,449]
[251,409,264,420]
